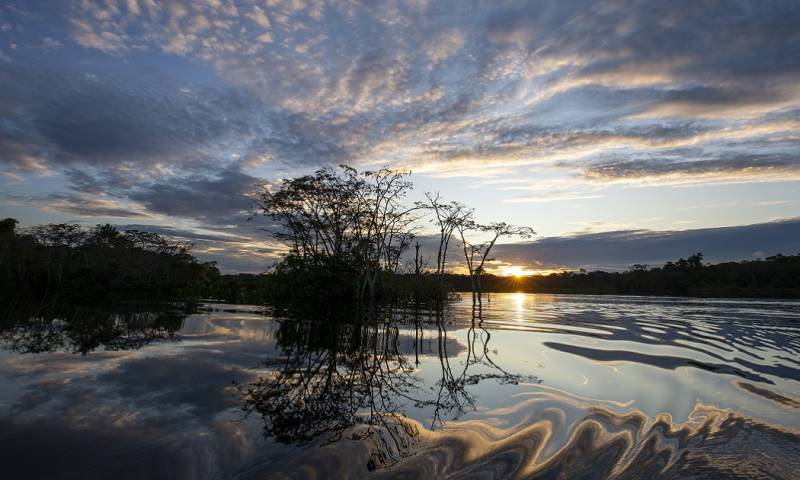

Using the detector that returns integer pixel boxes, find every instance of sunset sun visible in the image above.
[502,266,527,278]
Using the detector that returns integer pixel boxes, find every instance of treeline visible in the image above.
[208,253,800,303]
[0,218,220,303]
[454,253,800,298]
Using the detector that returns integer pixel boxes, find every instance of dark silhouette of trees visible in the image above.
[255,166,420,302]
[254,167,536,305]
[457,221,534,303]
[416,193,472,288]
[0,218,220,302]
[433,253,800,298]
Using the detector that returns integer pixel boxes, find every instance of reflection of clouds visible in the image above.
[0,309,288,479]
[376,394,800,479]
[0,412,266,480]
[1,296,799,477]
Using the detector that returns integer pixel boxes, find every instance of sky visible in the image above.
[0,0,798,273]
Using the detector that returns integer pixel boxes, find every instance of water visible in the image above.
[1,294,798,479]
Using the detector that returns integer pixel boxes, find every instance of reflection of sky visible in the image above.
[1,296,799,478]
[1,1,799,272]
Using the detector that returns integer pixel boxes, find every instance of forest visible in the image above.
[455,253,800,298]
[0,217,220,303]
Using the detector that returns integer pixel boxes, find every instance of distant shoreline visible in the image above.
[459,290,800,301]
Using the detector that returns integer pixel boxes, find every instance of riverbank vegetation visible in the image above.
[207,253,800,303]
[453,253,800,298]
[0,218,220,303]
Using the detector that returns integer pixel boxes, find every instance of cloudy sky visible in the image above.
[0,0,798,273]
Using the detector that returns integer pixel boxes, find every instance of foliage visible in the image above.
[0,219,220,303]
[444,253,800,298]
[255,165,419,301]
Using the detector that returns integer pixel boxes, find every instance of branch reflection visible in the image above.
[239,299,540,470]
[0,301,187,355]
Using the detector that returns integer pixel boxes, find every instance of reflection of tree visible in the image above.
[239,301,539,470]
[429,302,540,430]
[0,302,187,355]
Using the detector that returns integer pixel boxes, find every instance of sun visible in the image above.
[502,265,527,278]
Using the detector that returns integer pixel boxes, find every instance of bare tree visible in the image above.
[416,193,473,291]
[457,221,535,303]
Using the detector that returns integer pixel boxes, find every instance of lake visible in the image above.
[1,294,798,479]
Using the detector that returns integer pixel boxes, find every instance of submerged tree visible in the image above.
[254,168,535,303]
[415,193,473,290]
[255,166,419,301]
[457,221,535,302]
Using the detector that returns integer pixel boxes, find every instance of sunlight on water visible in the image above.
[1,294,799,479]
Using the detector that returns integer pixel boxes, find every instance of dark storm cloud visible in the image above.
[0,64,260,169]
[494,219,800,271]
[130,164,259,223]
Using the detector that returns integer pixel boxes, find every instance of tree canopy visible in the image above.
[0,219,219,303]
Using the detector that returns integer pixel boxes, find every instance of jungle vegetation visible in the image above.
[0,218,220,303]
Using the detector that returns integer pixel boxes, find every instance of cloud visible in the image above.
[504,192,604,203]
[55,0,798,166]
[493,218,800,271]
[30,79,256,168]
[117,222,287,273]
[246,6,271,28]
[1,0,799,270]
[580,152,800,185]
[7,192,156,219]
[5,0,800,178]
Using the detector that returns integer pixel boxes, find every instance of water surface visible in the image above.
[1,294,798,479]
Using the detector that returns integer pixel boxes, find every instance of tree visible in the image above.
[256,168,535,303]
[1,221,218,302]
[255,165,419,301]
[415,193,472,291]
[0,218,18,236]
[457,221,534,302]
